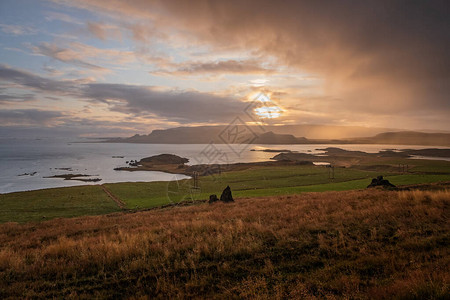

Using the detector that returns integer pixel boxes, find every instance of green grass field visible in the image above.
[104,165,382,208]
[1,161,449,223]
[0,185,120,223]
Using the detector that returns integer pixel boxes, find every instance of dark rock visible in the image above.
[220,185,234,202]
[129,160,139,166]
[18,172,37,176]
[209,194,219,203]
[367,175,396,188]
[44,174,102,182]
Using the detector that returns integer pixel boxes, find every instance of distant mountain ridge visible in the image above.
[253,131,308,144]
[105,126,450,146]
[351,131,450,146]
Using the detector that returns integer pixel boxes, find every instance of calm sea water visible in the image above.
[0,137,447,194]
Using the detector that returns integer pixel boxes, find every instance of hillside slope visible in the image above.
[1,189,448,298]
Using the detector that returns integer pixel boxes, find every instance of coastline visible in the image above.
[114,159,311,176]
[113,147,450,176]
[2,141,450,195]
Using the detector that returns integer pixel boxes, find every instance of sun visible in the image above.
[251,93,283,119]
[254,106,282,119]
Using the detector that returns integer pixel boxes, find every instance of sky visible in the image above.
[0,0,449,137]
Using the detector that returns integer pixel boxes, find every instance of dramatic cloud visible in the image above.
[0,93,35,103]
[0,109,64,126]
[157,1,449,112]
[32,43,108,71]
[32,41,141,70]
[82,83,247,123]
[1,0,448,136]
[0,65,76,93]
[154,59,276,76]
[0,65,248,124]
[55,0,449,118]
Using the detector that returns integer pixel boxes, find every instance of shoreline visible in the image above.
[113,147,450,176]
[2,146,450,195]
[114,159,311,176]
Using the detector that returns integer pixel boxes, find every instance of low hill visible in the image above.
[354,131,450,146]
[1,189,448,298]
[106,126,450,146]
[139,154,189,164]
[253,131,309,144]
[105,124,396,144]
[107,126,224,144]
[107,127,311,144]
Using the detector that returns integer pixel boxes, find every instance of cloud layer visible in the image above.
[0,65,249,126]
[83,84,247,123]
[55,0,449,114]
[0,0,448,136]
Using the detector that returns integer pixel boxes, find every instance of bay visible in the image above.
[0,137,447,194]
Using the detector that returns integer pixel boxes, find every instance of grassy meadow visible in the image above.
[0,189,448,298]
[0,156,449,298]
[0,185,120,223]
[1,159,450,223]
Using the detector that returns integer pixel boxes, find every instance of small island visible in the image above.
[44,174,102,182]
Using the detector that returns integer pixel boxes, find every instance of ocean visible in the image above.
[0,137,447,194]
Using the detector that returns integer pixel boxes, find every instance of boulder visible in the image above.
[367,175,396,188]
[209,194,219,203]
[220,185,234,202]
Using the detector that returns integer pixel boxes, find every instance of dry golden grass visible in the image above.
[0,189,449,298]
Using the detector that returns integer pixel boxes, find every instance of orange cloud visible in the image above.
[153,59,277,77]
[49,0,450,130]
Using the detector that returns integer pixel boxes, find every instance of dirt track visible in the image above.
[100,185,126,209]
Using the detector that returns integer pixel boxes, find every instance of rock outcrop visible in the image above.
[209,194,219,203]
[367,176,396,188]
[220,186,234,202]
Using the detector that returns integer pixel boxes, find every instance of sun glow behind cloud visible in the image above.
[254,106,282,119]
[250,92,284,120]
